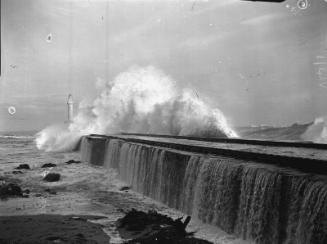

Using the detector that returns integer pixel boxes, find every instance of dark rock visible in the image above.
[117,209,177,233]
[120,186,131,191]
[45,188,57,195]
[65,160,82,165]
[0,183,23,199]
[12,170,23,174]
[35,193,42,197]
[15,164,30,170]
[41,163,57,168]
[43,173,61,182]
[117,209,213,244]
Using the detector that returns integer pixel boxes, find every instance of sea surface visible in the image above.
[0,132,78,168]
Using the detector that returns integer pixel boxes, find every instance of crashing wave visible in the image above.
[36,66,238,152]
[301,117,327,143]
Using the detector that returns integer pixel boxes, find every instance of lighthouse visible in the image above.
[67,94,74,123]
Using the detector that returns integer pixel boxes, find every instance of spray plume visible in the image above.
[301,117,327,143]
[36,66,238,152]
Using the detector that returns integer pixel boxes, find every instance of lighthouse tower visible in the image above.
[67,94,74,123]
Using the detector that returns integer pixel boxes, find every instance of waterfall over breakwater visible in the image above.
[81,137,327,244]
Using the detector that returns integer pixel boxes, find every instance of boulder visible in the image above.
[15,164,30,170]
[43,173,61,182]
[117,209,212,244]
[120,186,131,191]
[0,183,23,199]
[65,160,82,165]
[45,188,57,195]
[41,163,57,168]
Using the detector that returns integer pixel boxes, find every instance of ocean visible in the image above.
[0,132,79,168]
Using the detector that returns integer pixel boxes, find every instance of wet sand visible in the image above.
[0,215,109,244]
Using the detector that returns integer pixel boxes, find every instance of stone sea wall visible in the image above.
[81,135,327,244]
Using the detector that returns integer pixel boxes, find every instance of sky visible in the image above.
[1,0,327,132]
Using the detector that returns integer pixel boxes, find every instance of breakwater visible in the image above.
[80,135,327,244]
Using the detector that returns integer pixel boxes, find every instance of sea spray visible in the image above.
[35,124,82,152]
[301,116,327,143]
[36,66,238,151]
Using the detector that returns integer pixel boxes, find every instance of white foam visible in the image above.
[36,66,238,152]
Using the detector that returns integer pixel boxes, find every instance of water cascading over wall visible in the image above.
[81,136,327,244]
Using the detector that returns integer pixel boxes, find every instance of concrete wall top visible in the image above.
[85,134,327,175]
